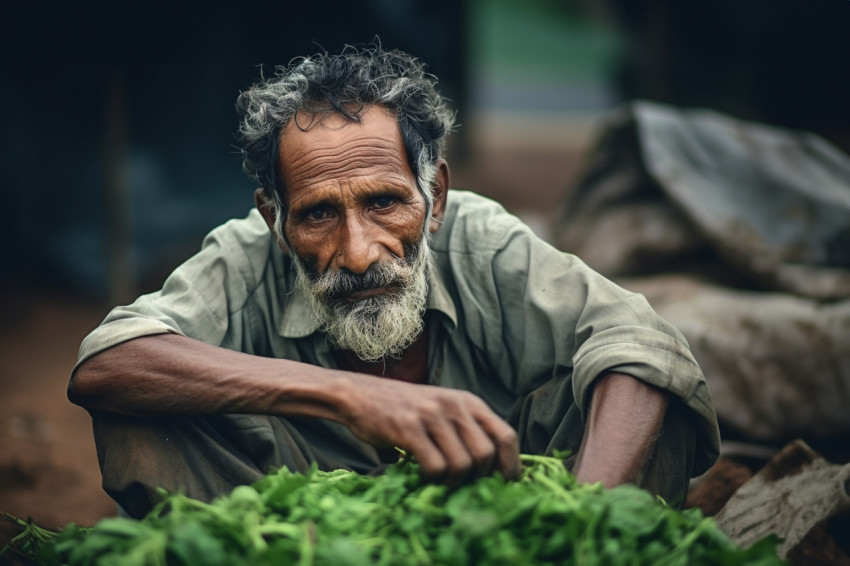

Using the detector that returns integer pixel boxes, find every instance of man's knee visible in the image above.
[92,413,277,517]
[91,413,378,518]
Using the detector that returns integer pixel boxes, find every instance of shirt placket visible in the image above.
[425,310,452,386]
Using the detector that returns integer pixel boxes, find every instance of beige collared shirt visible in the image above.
[75,190,720,475]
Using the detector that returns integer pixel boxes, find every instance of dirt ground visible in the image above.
[0,281,118,546]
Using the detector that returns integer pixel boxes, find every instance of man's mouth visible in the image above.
[343,285,399,303]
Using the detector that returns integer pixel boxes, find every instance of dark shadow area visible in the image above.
[0,0,468,302]
[604,0,850,142]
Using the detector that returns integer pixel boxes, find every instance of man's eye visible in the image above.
[372,196,397,210]
[306,208,330,221]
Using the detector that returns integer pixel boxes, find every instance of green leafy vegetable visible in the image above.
[1,455,786,565]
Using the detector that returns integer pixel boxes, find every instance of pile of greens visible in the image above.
[2,454,785,565]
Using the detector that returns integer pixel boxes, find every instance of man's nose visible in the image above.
[335,215,382,274]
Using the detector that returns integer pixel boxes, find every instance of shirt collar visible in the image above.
[277,261,457,339]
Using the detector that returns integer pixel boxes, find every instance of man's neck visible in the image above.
[333,330,429,384]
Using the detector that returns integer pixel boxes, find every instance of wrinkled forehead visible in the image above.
[276,105,412,192]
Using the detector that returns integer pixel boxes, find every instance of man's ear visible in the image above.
[254,188,291,254]
[428,159,450,233]
[254,187,282,240]
[254,188,278,233]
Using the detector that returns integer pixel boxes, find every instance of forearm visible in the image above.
[68,333,352,420]
[68,333,522,483]
[572,372,668,488]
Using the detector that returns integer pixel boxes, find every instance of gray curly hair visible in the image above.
[236,44,456,219]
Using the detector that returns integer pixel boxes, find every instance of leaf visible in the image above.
[167,520,229,566]
[15,456,786,566]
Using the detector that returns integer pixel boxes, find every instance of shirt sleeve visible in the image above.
[73,209,270,374]
[450,200,720,474]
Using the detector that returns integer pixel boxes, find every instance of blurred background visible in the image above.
[1,0,848,537]
[0,0,621,304]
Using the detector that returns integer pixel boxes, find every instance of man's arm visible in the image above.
[68,333,520,485]
[571,372,668,488]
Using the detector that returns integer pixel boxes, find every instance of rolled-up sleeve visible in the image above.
[484,220,720,474]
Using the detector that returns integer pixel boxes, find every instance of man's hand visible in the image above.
[337,375,521,486]
[572,372,668,488]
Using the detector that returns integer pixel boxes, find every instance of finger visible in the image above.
[476,415,521,480]
[454,416,496,479]
[426,418,474,487]
[403,428,448,482]
[460,393,521,480]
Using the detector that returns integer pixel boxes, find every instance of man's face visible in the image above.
[275,106,432,361]
[278,106,428,276]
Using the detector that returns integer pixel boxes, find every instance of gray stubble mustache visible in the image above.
[309,243,420,304]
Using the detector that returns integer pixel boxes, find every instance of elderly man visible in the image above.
[69,45,719,518]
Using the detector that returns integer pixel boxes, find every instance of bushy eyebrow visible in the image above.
[286,193,335,219]
[287,182,414,219]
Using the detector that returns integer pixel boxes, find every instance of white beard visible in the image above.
[289,237,431,362]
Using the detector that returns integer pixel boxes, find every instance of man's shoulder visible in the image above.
[200,209,274,263]
[185,208,278,294]
[437,190,527,253]
[206,208,270,245]
[445,189,509,217]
